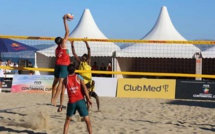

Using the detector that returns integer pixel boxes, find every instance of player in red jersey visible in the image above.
[58,64,92,134]
[51,14,73,106]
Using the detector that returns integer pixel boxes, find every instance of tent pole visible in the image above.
[195,52,202,80]
[112,51,116,78]
[34,52,40,75]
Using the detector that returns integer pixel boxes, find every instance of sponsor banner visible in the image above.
[176,80,215,100]
[117,78,176,99]
[11,75,54,93]
[2,79,12,88]
[92,77,117,97]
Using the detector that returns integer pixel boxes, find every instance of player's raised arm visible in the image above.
[62,14,72,48]
[71,41,81,62]
[63,14,70,39]
[84,39,91,64]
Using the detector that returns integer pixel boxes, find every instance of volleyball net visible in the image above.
[0,35,215,79]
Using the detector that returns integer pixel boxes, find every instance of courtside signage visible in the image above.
[2,80,12,88]
[176,80,215,100]
[117,78,176,99]
[11,75,54,93]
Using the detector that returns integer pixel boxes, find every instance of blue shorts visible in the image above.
[66,99,89,117]
[54,65,68,78]
[0,77,4,82]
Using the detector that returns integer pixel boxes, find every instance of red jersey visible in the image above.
[55,45,70,66]
[66,74,84,103]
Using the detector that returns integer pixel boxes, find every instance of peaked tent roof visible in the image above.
[69,9,107,39]
[201,45,215,58]
[116,6,200,58]
[37,9,120,57]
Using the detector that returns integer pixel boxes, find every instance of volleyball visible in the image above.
[67,13,74,21]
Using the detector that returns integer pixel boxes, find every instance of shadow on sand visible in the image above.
[0,126,47,134]
[166,99,215,109]
[0,110,27,116]
[199,127,215,132]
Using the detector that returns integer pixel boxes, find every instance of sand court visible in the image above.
[0,93,215,134]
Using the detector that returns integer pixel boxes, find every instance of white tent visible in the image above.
[200,46,215,75]
[36,9,119,74]
[37,9,120,57]
[115,6,200,78]
[116,6,200,58]
[69,9,120,57]
[202,45,215,58]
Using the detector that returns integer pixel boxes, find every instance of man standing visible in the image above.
[58,64,92,134]
[71,40,94,111]
[51,14,73,105]
[71,40,92,90]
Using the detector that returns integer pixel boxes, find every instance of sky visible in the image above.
[0,0,215,40]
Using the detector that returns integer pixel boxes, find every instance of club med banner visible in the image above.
[11,75,54,93]
[117,78,176,99]
[176,80,215,100]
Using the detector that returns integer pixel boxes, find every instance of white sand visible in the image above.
[0,93,215,134]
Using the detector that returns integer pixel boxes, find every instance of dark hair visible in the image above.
[29,70,34,74]
[82,53,88,58]
[92,80,95,85]
[55,37,62,45]
[67,64,76,74]
[0,59,2,62]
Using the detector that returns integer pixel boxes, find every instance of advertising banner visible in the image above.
[117,78,176,99]
[11,75,54,93]
[2,79,12,88]
[176,80,215,100]
[92,77,117,97]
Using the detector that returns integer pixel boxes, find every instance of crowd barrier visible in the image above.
[9,75,118,97]
[3,75,215,100]
[116,78,215,100]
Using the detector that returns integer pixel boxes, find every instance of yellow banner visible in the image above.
[117,78,176,99]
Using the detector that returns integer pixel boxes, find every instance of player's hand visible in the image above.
[83,37,88,44]
[58,106,63,112]
[88,99,92,106]
[63,14,67,19]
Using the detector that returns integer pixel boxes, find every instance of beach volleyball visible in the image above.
[67,13,74,21]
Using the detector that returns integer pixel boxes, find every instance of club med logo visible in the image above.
[116,79,176,99]
[123,84,169,92]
